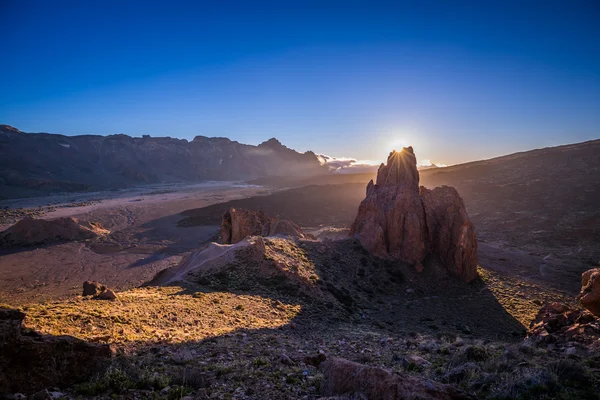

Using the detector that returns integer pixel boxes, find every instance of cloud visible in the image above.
[417,159,448,169]
[317,154,380,174]
[318,154,448,173]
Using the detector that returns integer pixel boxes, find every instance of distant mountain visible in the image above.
[419,139,600,250]
[0,125,327,199]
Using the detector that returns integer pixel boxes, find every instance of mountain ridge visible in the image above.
[0,125,327,199]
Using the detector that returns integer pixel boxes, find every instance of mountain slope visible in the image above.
[0,125,327,199]
[419,139,600,249]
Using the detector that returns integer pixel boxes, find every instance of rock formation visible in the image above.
[527,302,600,349]
[221,208,307,244]
[82,281,118,300]
[350,147,478,282]
[0,217,108,247]
[420,186,478,282]
[578,268,600,316]
[0,308,113,394]
[305,354,475,399]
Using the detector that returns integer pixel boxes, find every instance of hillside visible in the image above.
[0,125,327,199]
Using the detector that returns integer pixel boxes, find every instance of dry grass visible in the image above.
[478,266,573,327]
[21,286,300,345]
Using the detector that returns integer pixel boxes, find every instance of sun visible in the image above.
[390,138,411,151]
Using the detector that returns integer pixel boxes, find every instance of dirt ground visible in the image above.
[0,183,269,304]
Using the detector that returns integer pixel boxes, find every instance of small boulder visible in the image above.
[305,354,475,399]
[82,281,117,300]
[577,268,600,317]
[82,281,106,296]
[96,288,117,301]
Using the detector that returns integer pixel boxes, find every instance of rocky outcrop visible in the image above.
[0,125,327,199]
[221,208,307,244]
[350,147,478,282]
[0,308,113,394]
[577,268,600,316]
[527,302,600,349]
[420,186,478,283]
[305,354,475,399]
[83,281,118,300]
[0,217,108,247]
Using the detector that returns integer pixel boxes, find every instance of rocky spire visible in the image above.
[350,147,478,282]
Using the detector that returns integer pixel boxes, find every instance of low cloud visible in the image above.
[318,154,448,173]
[317,154,380,174]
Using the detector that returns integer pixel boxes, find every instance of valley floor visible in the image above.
[1,182,598,399]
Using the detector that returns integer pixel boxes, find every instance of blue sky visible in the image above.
[1,1,599,165]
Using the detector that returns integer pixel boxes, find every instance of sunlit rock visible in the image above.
[350,147,478,282]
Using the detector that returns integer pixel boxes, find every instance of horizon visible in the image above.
[5,122,597,172]
[1,1,599,167]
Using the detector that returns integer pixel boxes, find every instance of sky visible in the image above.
[1,1,599,167]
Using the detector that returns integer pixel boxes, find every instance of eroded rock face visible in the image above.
[421,186,478,283]
[578,268,600,317]
[350,147,478,282]
[0,217,108,247]
[221,208,306,244]
[0,308,113,394]
[350,148,427,264]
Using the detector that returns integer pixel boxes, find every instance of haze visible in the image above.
[1,1,599,166]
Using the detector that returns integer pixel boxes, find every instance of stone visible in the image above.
[82,281,106,296]
[305,354,475,399]
[350,147,478,282]
[577,268,600,317]
[96,288,117,300]
[0,308,113,394]
[221,207,306,244]
[0,217,108,247]
[527,302,600,349]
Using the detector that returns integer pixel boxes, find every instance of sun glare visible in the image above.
[390,138,411,151]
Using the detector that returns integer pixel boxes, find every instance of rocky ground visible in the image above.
[1,141,599,398]
[3,237,598,399]
[0,183,267,304]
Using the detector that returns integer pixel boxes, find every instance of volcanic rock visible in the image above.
[0,217,108,247]
[82,281,117,300]
[82,280,107,296]
[577,268,600,317]
[221,207,306,244]
[305,354,474,399]
[420,186,478,283]
[350,147,478,282]
[0,307,113,394]
[527,302,600,349]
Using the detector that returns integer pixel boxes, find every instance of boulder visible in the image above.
[578,268,600,317]
[350,147,478,282]
[82,280,106,296]
[0,307,113,394]
[82,281,117,300]
[527,302,600,348]
[269,219,305,239]
[221,208,306,244]
[96,288,117,300]
[305,354,474,399]
[0,217,108,247]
